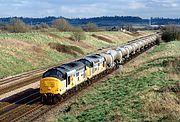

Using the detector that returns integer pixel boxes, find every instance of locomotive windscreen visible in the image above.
[43,69,65,79]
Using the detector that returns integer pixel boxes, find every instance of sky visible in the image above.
[0,0,179,18]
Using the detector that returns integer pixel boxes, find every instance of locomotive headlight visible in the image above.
[48,87,52,90]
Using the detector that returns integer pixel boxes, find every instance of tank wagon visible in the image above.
[40,33,160,104]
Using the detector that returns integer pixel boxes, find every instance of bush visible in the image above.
[83,22,98,32]
[162,25,180,42]
[32,23,50,32]
[71,27,86,41]
[0,23,6,31]
[6,18,30,33]
[162,31,176,42]
[52,19,72,31]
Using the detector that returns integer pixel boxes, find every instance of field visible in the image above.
[0,31,153,78]
[56,40,180,122]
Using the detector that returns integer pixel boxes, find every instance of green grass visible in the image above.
[51,32,112,49]
[0,49,33,77]
[0,32,60,44]
[56,41,180,122]
[0,32,74,78]
[85,34,111,49]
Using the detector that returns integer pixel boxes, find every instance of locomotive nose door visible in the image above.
[40,77,62,94]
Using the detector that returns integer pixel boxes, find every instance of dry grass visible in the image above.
[0,39,45,64]
[48,42,84,57]
[140,83,180,121]
[91,34,114,43]
[124,31,142,37]
[66,37,93,49]
[165,57,180,81]
[45,32,64,40]
[45,32,93,49]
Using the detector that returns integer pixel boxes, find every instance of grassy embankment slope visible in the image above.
[0,31,152,78]
[57,40,180,122]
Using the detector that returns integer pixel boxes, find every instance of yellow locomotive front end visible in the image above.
[40,68,66,104]
[40,77,61,95]
[40,77,66,104]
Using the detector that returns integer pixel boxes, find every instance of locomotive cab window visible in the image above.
[103,61,105,67]
[76,72,79,77]
[43,69,64,79]
[67,76,71,85]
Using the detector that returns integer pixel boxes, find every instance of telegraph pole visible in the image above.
[149,17,152,26]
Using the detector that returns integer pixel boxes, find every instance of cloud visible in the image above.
[0,0,179,18]
[128,1,147,10]
[58,4,108,18]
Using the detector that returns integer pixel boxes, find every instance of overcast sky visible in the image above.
[0,0,179,18]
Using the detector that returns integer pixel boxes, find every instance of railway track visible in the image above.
[0,70,43,86]
[0,75,41,95]
[0,89,41,122]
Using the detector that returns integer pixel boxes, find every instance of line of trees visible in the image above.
[0,18,99,41]
[0,18,98,32]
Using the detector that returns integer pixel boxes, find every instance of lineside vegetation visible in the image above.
[162,25,180,42]
[56,40,180,122]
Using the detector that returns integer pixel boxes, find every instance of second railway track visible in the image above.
[0,89,41,122]
[0,75,41,95]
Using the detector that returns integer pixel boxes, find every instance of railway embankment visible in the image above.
[0,31,153,79]
[55,40,180,122]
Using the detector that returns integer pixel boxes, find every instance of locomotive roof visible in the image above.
[53,61,84,74]
[55,66,69,75]
[85,54,103,63]
[61,61,85,70]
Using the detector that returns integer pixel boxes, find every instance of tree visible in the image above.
[71,27,86,41]
[6,18,30,33]
[52,19,71,31]
[32,23,49,32]
[83,22,98,32]
[0,23,6,31]
[39,23,49,29]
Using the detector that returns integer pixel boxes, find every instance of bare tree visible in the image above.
[165,24,177,33]
[6,18,30,33]
[83,22,98,32]
[52,19,71,31]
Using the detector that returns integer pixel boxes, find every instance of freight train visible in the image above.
[40,33,160,104]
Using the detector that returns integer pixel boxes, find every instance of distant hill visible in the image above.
[0,16,180,27]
